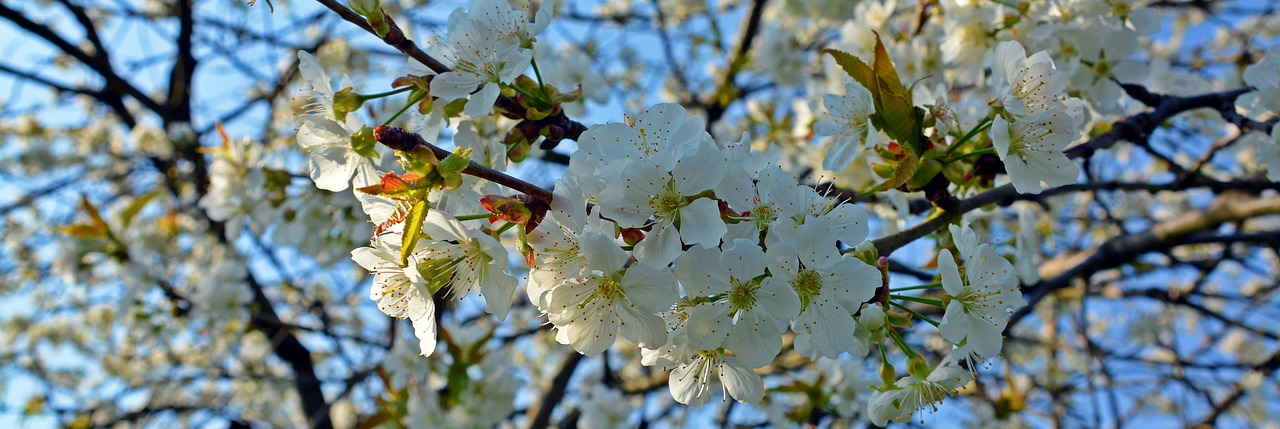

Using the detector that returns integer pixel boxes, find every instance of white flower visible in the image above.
[991,40,1069,119]
[990,112,1080,194]
[1014,203,1041,284]
[1238,45,1280,117]
[937,223,1027,360]
[754,24,808,87]
[1249,128,1280,182]
[867,353,973,426]
[453,120,506,171]
[296,114,380,192]
[526,182,609,308]
[765,175,871,248]
[940,5,997,83]
[1066,27,1149,115]
[598,146,727,268]
[848,303,886,357]
[297,50,339,120]
[199,137,272,241]
[814,82,878,171]
[767,219,880,360]
[465,0,554,50]
[675,239,800,368]
[427,0,554,118]
[544,232,678,355]
[429,19,532,118]
[351,236,438,356]
[669,349,764,407]
[416,211,519,320]
[579,385,632,429]
[535,43,609,117]
[573,103,712,180]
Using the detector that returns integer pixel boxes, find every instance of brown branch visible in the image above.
[1196,350,1280,427]
[1010,192,1280,328]
[868,87,1262,257]
[313,0,450,73]
[245,273,335,429]
[373,125,555,204]
[313,0,590,144]
[703,0,768,127]
[524,352,584,429]
[0,3,166,123]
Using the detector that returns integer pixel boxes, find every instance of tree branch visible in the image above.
[524,352,584,429]
[1010,192,1280,327]
[373,125,555,204]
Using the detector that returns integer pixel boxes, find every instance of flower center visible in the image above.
[726,278,759,312]
[650,181,686,218]
[751,202,778,230]
[584,272,627,306]
[791,269,823,310]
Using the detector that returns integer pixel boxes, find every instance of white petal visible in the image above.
[634,223,682,268]
[617,304,669,349]
[939,249,964,296]
[685,303,733,350]
[429,71,484,101]
[677,198,726,248]
[672,146,727,195]
[675,247,731,296]
[309,146,356,192]
[463,83,500,118]
[719,356,764,403]
[621,264,678,314]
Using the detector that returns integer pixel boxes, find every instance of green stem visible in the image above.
[890,282,942,292]
[890,294,945,307]
[946,117,993,156]
[889,301,941,327]
[887,329,916,358]
[383,93,424,125]
[359,86,412,101]
[530,58,548,97]
[504,81,546,105]
[946,147,997,164]
[494,222,517,235]
[455,213,495,221]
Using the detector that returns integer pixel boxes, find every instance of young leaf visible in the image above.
[870,32,922,155]
[400,199,429,266]
[879,149,919,192]
[825,49,880,105]
[121,188,164,229]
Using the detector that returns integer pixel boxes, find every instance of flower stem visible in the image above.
[494,222,517,235]
[946,147,997,164]
[455,213,495,221]
[887,329,917,358]
[889,301,941,327]
[890,282,942,292]
[504,81,547,105]
[383,93,424,125]
[889,294,945,307]
[360,86,412,101]
[946,117,993,156]
[530,58,549,97]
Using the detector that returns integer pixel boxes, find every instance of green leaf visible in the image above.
[400,199,429,266]
[908,157,943,190]
[824,49,878,102]
[871,32,908,105]
[825,36,924,157]
[120,188,163,229]
[879,149,919,192]
[870,32,922,155]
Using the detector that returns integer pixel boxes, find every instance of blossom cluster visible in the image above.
[280,0,1089,422]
